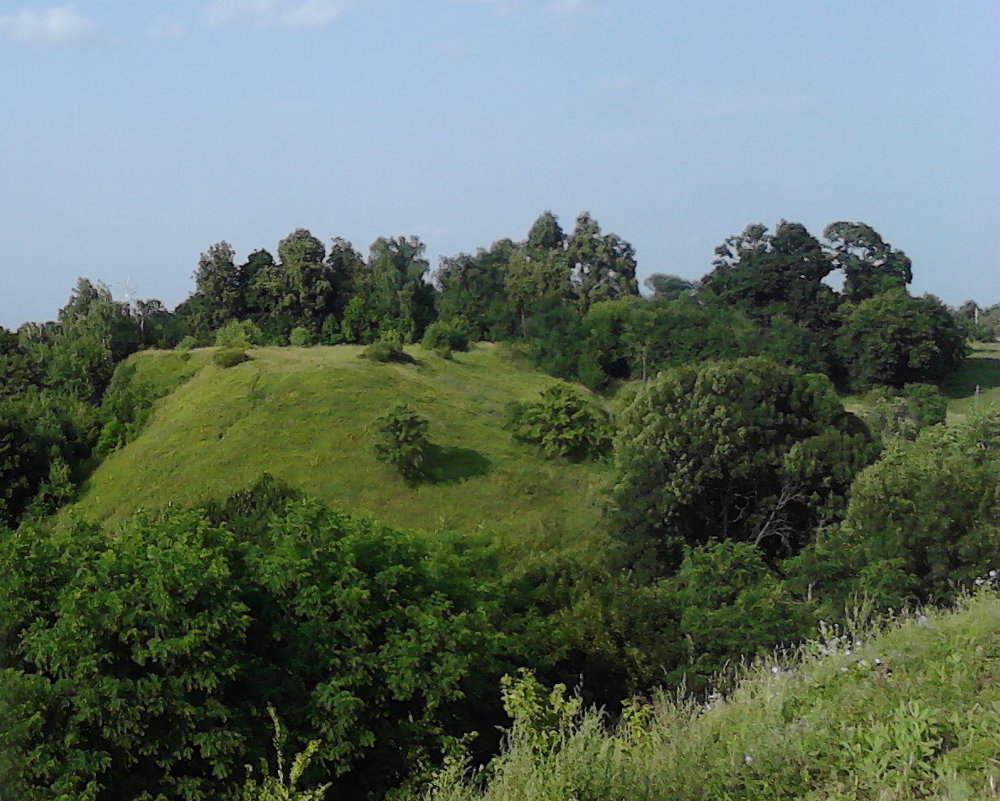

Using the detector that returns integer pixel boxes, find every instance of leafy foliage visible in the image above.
[373,404,431,479]
[611,358,877,572]
[0,491,507,800]
[506,384,611,461]
[214,347,251,368]
[836,291,967,388]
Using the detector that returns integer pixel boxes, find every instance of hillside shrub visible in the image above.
[361,332,413,363]
[372,404,430,479]
[505,384,611,461]
[214,348,250,368]
[176,334,198,352]
[422,320,470,354]
[289,326,314,347]
[215,319,264,349]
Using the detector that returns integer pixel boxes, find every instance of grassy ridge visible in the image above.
[70,344,611,562]
[427,591,1000,801]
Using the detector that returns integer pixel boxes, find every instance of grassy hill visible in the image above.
[426,589,1000,801]
[69,344,612,562]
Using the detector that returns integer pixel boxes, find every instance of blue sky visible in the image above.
[1,0,996,328]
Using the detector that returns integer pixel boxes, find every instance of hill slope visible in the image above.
[70,344,611,561]
[427,590,1000,800]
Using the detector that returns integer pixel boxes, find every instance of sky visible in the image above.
[0,0,997,328]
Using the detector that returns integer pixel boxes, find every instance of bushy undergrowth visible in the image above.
[505,384,611,461]
[424,589,1000,801]
[214,347,250,368]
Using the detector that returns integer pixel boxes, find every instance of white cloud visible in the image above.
[0,5,99,46]
[205,0,345,29]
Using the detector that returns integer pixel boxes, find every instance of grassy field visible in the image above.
[69,344,612,563]
[425,589,1000,800]
[942,342,1000,422]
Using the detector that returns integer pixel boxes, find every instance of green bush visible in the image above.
[176,334,199,352]
[361,332,414,364]
[506,384,611,461]
[213,347,250,368]
[289,326,314,347]
[423,320,469,353]
[215,319,264,349]
[372,404,430,479]
[0,492,505,799]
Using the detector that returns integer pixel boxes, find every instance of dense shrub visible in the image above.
[372,404,430,479]
[422,320,470,354]
[213,347,250,368]
[361,332,413,363]
[505,384,611,461]
[215,319,265,349]
[289,326,314,347]
[0,494,504,800]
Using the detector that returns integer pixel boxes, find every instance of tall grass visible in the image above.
[425,590,1000,801]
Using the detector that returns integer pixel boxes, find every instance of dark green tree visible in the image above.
[836,290,967,388]
[784,411,1000,615]
[611,358,876,573]
[435,239,518,340]
[565,212,639,311]
[193,241,242,328]
[701,221,837,331]
[823,221,913,301]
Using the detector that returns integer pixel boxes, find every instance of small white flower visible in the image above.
[845,649,852,656]
[917,614,929,626]
[874,657,883,666]
[976,578,985,586]
[770,665,781,675]
[840,666,849,673]
[744,754,753,765]
[990,570,997,578]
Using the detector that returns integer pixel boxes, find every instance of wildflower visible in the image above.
[845,649,851,656]
[744,754,753,766]
[917,614,928,626]
[975,578,985,586]
[990,569,997,578]
[874,657,882,666]
[770,665,781,675]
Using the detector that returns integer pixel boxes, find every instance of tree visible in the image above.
[505,384,611,461]
[0,492,505,799]
[435,239,518,340]
[565,212,639,311]
[836,290,967,388]
[193,240,242,327]
[701,221,837,331]
[823,221,912,301]
[611,358,876,573]
[524,210,566,257]
[643,273,695,301]
[784,411,1000,615]
[664,541,806,683]
[372,404,430,479]
[352,237,435,342]
[504,249,570,336]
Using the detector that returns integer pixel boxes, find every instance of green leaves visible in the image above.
[0,493,505,799]
[372,404,430,479]
[505,384,611,462]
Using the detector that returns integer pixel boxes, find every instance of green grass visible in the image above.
[942,343,1000,422]
[69,344,612,563]
[425,590,1000,801]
